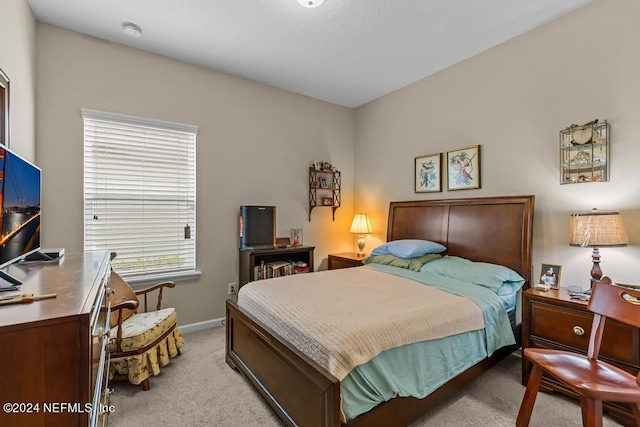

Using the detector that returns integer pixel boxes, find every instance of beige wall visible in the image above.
[20,0,640,326]
[354,0,640,287]
[35,24,355,324]
[0,0,36,160]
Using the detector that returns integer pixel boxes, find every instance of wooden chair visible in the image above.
[107,253,184,391]
[517,277,640,427]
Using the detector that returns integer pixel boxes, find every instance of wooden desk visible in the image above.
[0,251,112,427]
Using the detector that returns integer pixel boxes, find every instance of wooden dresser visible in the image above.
[0,251,112,427]
[522,287,640,426]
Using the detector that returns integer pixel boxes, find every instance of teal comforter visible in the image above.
[341,264,516,421]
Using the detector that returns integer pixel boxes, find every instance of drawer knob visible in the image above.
[573,326,585,336]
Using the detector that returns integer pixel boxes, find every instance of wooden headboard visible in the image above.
[387,195,535,288]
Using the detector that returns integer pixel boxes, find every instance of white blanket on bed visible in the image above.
[237,266,485,381]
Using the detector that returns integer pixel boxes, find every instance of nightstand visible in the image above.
[522,287,640,425]
[328,252,365,270]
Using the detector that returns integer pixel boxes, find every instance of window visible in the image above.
[82,108,197,282]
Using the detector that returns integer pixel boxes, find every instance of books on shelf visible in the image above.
[253,260,309,281]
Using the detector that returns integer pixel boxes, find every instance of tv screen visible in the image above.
[0,146,41,269]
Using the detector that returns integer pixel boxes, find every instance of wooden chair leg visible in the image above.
[580,398,603,427]
[141,379,150,391]
[516,364,543,427]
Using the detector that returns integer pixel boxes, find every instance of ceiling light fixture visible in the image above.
[297,0,324,8]
[122,22,142,38]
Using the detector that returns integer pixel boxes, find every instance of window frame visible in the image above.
[82,108,199,283]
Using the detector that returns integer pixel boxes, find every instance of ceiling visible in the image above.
[27,0,592,108]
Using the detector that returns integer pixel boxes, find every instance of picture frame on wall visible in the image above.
[446,145,480,190]
[414,153,442,193]
[0,68,9,147]
[539,263,562,289]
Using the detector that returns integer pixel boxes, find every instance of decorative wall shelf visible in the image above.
[560,120,609,184]
[308,166,340,221]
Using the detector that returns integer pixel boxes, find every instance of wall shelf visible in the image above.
[560,120,609,184]
[308,166,340,221]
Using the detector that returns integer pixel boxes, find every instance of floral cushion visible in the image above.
[109,308,184,385]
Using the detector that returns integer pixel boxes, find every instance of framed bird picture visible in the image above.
[446,145,480,190]
[414,153,441,193]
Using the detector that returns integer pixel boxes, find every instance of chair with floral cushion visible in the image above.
[107,253,184,391]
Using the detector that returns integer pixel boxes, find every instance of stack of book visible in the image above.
[253,260,310,281]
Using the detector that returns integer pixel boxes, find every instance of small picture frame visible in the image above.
[291,229,303,246]
[446,145,481,191]
[319,177,328,188]
[322,197,333,206]
[275,237,290,246]
[414,153,441,193]
[539,263,562,289]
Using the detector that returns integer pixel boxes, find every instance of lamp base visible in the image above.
[356,235,366,256]
[589,246,603,288]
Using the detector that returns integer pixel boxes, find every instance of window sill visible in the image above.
[123,270,202,288]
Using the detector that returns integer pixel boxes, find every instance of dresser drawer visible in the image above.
[530,300,638,366]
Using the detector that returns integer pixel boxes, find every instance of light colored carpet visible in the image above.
[108,327,623,427]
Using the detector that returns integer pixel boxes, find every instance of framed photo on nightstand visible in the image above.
[539,263,562,289]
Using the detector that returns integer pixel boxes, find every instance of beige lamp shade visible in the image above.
[569,209,628,247]
[350,213,372,234]
[350,213,372,256]
[569,208,628,287]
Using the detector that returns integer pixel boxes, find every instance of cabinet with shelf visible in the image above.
[309,167,340,221]
[560,120,609,184]
[239,245,315,288]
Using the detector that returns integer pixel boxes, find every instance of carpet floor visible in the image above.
[108,327,623,427]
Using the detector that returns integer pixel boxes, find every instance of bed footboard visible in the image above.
[226,298,341,427]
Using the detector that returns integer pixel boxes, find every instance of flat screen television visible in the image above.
[0,146,41,285]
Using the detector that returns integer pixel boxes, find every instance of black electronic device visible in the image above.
[239,205,276,249]
[0,146,42,285]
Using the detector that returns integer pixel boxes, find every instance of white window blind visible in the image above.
[82,108,197,280]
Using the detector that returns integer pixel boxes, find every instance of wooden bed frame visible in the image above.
[226,195,535,426]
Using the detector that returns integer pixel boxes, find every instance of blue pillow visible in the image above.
[418,256,525,295]
[370,239,446,258]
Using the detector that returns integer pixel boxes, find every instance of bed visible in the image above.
[226,195,535,426]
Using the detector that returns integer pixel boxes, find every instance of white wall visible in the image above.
[35,24,355,324]
[354,0,640,288]
[0,0,36,160]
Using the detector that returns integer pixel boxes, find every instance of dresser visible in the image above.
[0,251,112,427]
[522,287,640,426]
[328,252,365,270]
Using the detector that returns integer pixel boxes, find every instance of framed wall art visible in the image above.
[0,68,9,147]
[447,145,480,190]
[414,153,441,193]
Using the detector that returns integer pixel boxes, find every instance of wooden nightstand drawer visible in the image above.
[530,300,638,366]
[328,253,364,270]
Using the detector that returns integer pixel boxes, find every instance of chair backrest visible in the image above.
[587,278,640,362]
[108,270,139,328]
[589,280,640,329]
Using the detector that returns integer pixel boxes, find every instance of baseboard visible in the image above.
[179,317,223,334]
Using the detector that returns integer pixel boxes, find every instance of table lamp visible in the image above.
[569,208,628,287]
[350,213,372,257]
